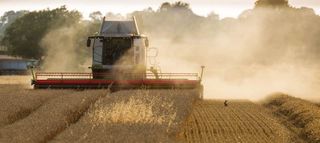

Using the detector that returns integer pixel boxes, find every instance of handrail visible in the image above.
[35,72,199,80]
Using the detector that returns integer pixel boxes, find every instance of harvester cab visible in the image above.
[31,17,204,99]
[87,17,148,80]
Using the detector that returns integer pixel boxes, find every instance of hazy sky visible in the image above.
[0,0,319,18]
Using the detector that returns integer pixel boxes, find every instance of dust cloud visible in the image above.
[136,6,320,101]
[40,25,90,72]
[39,3,320,101]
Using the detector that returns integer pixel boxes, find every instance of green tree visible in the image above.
[172,1,190,9]
[159,2,171,12]
[1,6,81,59]
[255,0,289,8]
[89,11,103,22]
[0,10,28,40]
[159,1,191,12]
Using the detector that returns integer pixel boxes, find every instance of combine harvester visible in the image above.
[31,17,204,99]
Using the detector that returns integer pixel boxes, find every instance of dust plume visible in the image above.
[39,3,320,101]
[40,25,90,72]
[134,5,320,101]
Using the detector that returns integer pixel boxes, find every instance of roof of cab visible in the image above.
[100,21,138,36]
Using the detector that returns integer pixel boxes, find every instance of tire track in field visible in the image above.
[51,90,197,143]
[0,90,107,143]
[181,100,302,143]
[0,90,73,127]
[234,105,269,142]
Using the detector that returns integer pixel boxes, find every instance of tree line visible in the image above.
[1,0,320,67]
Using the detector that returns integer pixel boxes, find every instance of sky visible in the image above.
[0,0,319,18]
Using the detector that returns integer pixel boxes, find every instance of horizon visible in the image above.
[0,0,320,19]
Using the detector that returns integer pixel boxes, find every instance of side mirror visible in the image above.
[86,38,91,47]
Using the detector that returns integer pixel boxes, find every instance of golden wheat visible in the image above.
[181,100,300,143]
[0,76,31,85]
[51,89,198,143]
[264,93,320,143]
[0,90,107,143]
[0,86,74,127]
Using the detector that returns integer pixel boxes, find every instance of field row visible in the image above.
[264,93,320,143]
[2,84,316,143]
[0,86,107,143]
[181,100,301,143]
[50,89,198,143]
[0,85,198,143]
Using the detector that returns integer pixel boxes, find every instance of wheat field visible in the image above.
[51,89,198,143]
[0,76,31,85]
[0,88,72,127]
[180,100,303,143]
[0,81,319,143]
[0,83,199,143]
[0,90,106,143]
[264,93,320,143]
